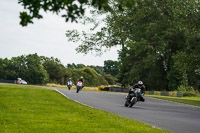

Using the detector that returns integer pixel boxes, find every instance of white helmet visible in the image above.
[138,81,143,85]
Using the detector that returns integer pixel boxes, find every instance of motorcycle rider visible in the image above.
[67,78,73,90]
[126,81,145,102]
[77,76,84,88]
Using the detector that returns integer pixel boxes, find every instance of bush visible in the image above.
[177,85,187,92]
[154,91,161,95]
[72,67,108,87]
[103,74,116,85]
[183,92,199,97]
[98,86,104,91]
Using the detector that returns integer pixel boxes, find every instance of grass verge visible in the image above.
[147,95,200,107]
[0,85,169,133]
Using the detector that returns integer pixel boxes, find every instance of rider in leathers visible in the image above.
[127,81,145,102]
[77,76,84,88]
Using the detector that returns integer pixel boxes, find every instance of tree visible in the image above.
[66,63,77,69]
[42,56,65,84]
[24,54,49,84]
[65,4,131,87]
[18,0,135,26]
[10,55,27,80]
[0,58,17,80]
[76,64,86,69]
[71,67,108,86]
[103,73,116,85]
[88,65,104,75]
[122,0,200,90]
[103,60,119,77]
[5,54,49,84]
[65,5,129,55]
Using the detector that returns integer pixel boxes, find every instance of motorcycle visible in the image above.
[67,81,72,90]
[125,88,143,107]
[76,81,83,93]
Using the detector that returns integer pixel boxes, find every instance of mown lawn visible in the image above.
[147,95,200,107]
[0,85,169,133]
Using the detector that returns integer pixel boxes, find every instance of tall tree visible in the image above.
[104,60,119,77]
[0,58,17,80]
[42,56,65,84]
[24,54,49,84]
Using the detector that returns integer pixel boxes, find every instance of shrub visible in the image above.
[98,86,104,91]
[103,74,116,85]
[177,85,187,92]
[183,91,199,97]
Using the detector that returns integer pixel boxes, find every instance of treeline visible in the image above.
[0,53,119,86]
[66,0,200,92]
[113,0,200,92]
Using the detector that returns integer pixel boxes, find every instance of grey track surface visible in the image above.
[57,89,200,133]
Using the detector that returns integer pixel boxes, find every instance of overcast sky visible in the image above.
[0,1,120,66]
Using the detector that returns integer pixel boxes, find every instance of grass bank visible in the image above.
[147,95,200,107]
[0,85,168,133]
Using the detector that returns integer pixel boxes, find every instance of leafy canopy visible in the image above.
[18,0,135,26]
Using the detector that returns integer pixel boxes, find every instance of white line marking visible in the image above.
[55,89,94,109]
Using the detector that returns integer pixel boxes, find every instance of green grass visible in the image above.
[147,95,200,107]
[0,85,169,133]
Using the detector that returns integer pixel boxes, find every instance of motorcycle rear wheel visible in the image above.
[125,100,129,107]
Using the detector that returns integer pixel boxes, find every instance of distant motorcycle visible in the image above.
[67,81,72,90]
[125,88,143,107]
[76,81,83,93]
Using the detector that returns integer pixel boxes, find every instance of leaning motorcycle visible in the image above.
[125,88,143,107]
[76,81,83,93]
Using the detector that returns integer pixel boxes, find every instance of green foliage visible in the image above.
[103,74,116,85]
[18,0,135,26]
[67,63,86,69]
[0,54,49,84]
[19,12,34,26]
[104,60,120,77]
[72,67,108,86]
[0,58,17,80]
[24,54,49,84]
[88,65,104,75]
[42,57,65,84]
[183,92,199,97]
[147,95,200,107]
[177,85,195,92]
[0,54,117,86]
[67,0,200,91]
[177,85,187,92]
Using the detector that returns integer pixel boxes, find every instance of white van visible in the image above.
[17,78,27,84]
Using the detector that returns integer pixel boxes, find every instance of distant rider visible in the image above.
[127,81,145,102]
[67,78,73,90]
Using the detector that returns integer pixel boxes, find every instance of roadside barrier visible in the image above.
[0,80,16,84]
[146,91,183,97]
[99,86,184,97]
[99,86,129,93]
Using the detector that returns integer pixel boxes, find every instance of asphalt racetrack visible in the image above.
[56,89,200,133]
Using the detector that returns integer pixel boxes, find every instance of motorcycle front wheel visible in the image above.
[125,100,129,107]
[129,97,136,107]
[76,86,81,93]
[68,86,71,90]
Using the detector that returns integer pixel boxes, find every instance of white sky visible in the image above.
[0,1,120,66]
